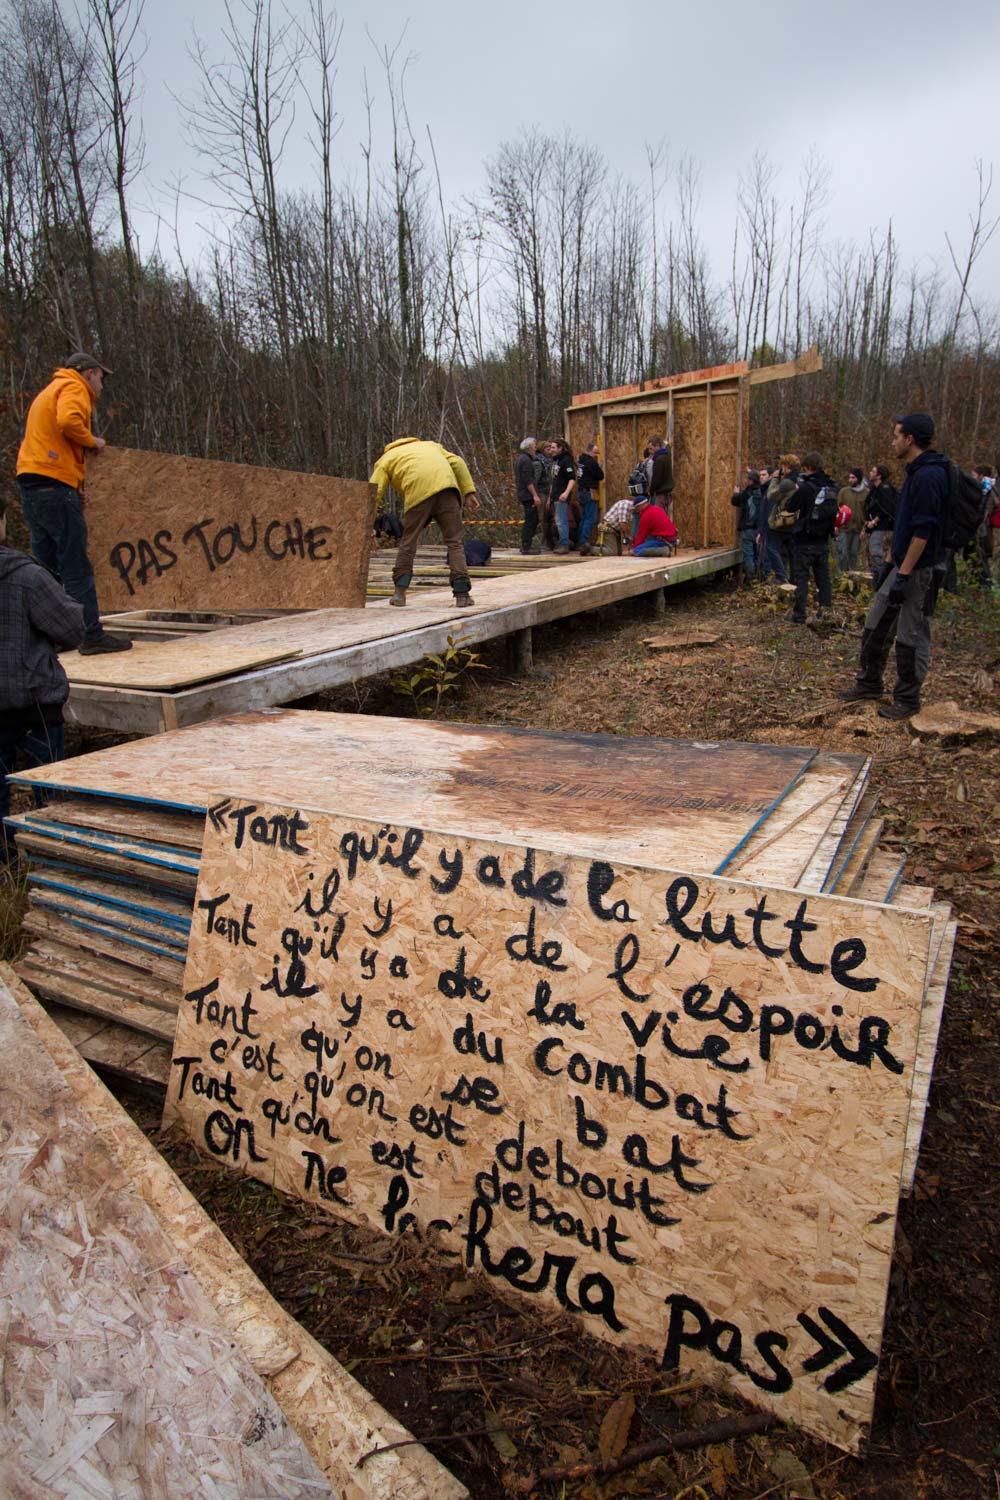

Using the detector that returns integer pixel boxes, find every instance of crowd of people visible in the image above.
[515,433,679,558]
[732,451,997,603]
[732,415,999,718]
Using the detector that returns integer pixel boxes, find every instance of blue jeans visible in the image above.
[760,522,788,583]
[1,717,65,864]
[578,491,598,547]
[553,499,570,548]
[633,537,673,556]
[17,480,102,634]
[739,529,757,575]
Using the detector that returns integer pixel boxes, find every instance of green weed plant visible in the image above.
[393,634,489,717]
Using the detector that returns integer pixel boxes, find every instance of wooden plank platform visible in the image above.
[63,546,738,733]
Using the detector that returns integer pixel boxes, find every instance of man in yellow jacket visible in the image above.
[16,352,131,654]
[369,437,480,607]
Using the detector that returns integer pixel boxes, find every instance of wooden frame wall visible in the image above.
[567,350,820,547]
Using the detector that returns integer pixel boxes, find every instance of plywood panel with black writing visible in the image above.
[165,796,933,1452]
[85,448,373,613]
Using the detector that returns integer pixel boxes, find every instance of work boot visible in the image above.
[878,702,915,721]
[839,684,883,703]
[389,586,407,608]
[79,632,133,654]
[455,593,474,608]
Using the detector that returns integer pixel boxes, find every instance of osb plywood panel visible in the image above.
[602,416,641,508]
[14,709,815,875]
[65,551,702,690]
[13,812,200,874]
[9,827,197,895]
[165,798,933,1451]
[61,639,302,690]
[30,797,204,850]
[0,979,336,1499]
[30,891,188,950]
[566,408,597,460]
[28,869,193,933]
[671,395,707,545]
[706,388,743,546]
[14,959,178,1039]
[86,446,372,613]
[23,909,184,982]
[725,770,850,888]
[900,907,955,1196]
[1,967,468,1500]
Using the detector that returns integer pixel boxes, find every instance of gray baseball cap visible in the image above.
[64,351,113,374]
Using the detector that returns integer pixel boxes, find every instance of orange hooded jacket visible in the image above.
[16,367,100,490]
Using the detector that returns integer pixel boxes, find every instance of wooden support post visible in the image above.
[703,383,713,549]
[511,626,533,676]
[650,587,666,619]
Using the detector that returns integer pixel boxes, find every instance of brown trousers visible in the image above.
[393,487,468,590]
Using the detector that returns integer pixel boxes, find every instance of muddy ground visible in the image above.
[46,569,1000,1496]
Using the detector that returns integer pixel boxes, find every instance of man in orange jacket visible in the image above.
[16,352,131,654]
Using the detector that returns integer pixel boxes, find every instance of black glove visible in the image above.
[887,574,908,607]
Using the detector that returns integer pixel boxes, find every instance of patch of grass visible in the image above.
[0,865,28,963]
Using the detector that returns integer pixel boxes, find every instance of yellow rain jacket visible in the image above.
[369,437,475,514]
[16,368,100,490]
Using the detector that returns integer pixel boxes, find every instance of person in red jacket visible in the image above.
[15,352,131,654]
[630,496,679,556]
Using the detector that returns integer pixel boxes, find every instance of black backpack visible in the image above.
[809,484,839,534]
[944,462,988,551]
[628,462,648,497]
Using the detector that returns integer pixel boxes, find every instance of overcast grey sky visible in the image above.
[133,0,1000,301]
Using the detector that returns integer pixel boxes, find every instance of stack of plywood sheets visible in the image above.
[7,708,954,1200]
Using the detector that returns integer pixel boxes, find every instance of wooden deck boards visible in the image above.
[63,545,738,733]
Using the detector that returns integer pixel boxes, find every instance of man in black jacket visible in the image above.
[649,437,674,515]
[787,451,836,624]
[731,469,762,582]
[863,464,898,586]
[514,437,543,554]
[841,413,948,720]
[0,496,85,866]
[576,442,604,555]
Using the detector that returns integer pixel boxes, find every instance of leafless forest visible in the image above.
[2,0,998,503]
